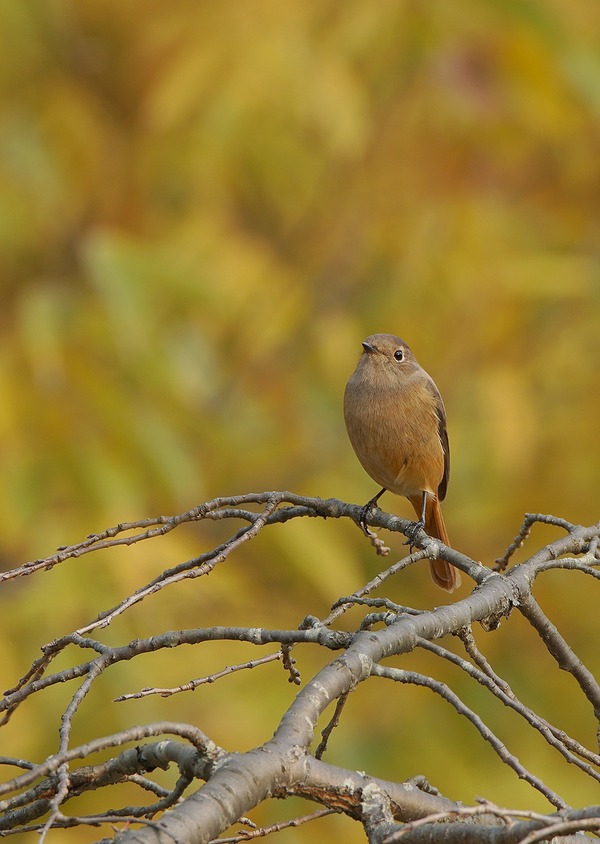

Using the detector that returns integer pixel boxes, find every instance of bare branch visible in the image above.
[315,693,349,760]
[2,626,350,720]
[116,652,284,701]
[370,664,568,809]
[0,723,222,804]
[208,808,337,843]
[419,632,600,779]
[494,513,576,572]
[518,593,600,719]
[1,495,599,842]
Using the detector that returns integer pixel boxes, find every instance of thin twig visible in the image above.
[280,645,301,685]
[208,808,337,842]
[321,548,430,627]
[315,693,349,760]
[495,513,575,571]
[371,664,568,809]
[456,629,600,771]
[116,652,283,701]
[517,816,600,844]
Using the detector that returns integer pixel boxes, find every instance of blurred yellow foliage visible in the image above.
[0,1,599,841]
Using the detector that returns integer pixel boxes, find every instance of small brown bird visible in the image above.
[344,333,460,592]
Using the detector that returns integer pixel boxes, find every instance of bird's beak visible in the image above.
[362,341,377,353]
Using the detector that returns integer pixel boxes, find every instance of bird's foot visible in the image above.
[403,518,425,550]
[359,502,375,537]
[358,494,383,537]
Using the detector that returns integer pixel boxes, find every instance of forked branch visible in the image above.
[0,496,598,843]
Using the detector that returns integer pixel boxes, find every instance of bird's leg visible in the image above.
[418,491,427,530]
[359,487,386,535]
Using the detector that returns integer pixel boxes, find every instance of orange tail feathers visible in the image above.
[410,494,461,593]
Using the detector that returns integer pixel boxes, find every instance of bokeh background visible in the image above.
[1,1,600,841]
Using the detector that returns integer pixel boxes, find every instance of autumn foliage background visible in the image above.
[1,3,599,842]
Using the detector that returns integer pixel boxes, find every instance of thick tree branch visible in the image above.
[1,497,599,842]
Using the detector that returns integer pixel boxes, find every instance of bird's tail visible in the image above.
[409,494,461,592]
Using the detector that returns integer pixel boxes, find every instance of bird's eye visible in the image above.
[394,349,404,361]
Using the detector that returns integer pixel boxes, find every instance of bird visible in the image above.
[343,333,460,592]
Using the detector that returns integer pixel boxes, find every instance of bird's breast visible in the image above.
[344,374,444,497]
